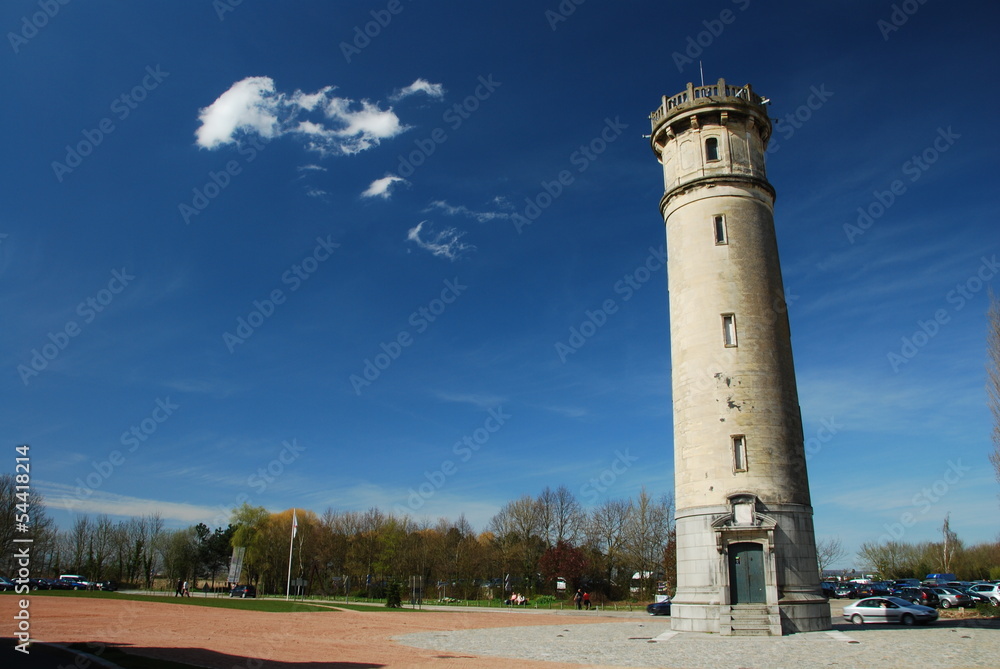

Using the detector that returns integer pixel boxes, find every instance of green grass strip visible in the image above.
[6,590,334,612]
[4,589,423,613]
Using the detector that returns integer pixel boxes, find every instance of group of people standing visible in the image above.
[174,579,191,597]
[573,589,591,610]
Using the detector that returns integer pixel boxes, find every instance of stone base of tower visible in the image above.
[670,501,832,636]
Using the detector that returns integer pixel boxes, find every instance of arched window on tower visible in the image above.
[705,137,720,162]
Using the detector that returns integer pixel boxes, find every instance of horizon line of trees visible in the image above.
[7,472,998,597]
[855,515,1000,581]
[1,479,676,601]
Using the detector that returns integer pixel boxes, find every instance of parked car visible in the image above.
[892,579,921,588]
[646,599,671,616]
[0,576,15,591]
[896,587,940,608]
[28,578,51,590]
[931,587,973,609]
[869,582,892,596]
[954,586,990,604]
[843,597,938,626]
[57,575,93,590]
[95,580,118,592]
[853,584,874,598]
[821,582,837,598]
[230,584,257,598]
[966,583,1000,606]
[833,583,859,599]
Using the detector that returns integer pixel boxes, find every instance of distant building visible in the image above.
[649,79,831,635]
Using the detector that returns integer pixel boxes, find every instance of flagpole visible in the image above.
[285,508,296,601]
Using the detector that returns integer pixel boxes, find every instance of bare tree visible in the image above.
[585,498,633,599]
[552,485,584,546]
[857,541,912,579]
[536,487,556,549]
[624,488,673,598]
[0,473,55,576]
[988,290,1000,498]
[68,515,91,574]
[90,515,115,580]
[940,514,960,573]
[815,537,847,576]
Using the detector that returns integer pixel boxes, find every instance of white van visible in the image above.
[58,574,93,590]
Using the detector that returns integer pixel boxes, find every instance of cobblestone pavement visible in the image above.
[397,618,1000,668]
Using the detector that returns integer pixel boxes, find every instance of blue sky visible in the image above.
[3,0,998,569]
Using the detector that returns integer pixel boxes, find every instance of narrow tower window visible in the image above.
[705,137,720,162]
[722,313,737,347]
[714,215,727,245]
[732,435,747,472]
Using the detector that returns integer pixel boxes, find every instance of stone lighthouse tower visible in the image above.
[649,79,830,635]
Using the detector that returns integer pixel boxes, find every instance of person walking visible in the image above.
[573,589,583,610]
[175,579,183,597]
[583,591,591,610]
[182,580,190,597]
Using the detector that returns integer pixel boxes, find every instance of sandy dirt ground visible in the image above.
[7,596,626,668]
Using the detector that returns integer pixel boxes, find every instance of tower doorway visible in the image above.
[729,542,765,604]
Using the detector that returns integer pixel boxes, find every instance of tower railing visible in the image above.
[649,79,764,125]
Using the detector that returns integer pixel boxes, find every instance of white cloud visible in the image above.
[37,481,220,524]
[323,98,405,154]
[362,175,406,199]
[407,221,474,260]
[425,199,509,222]
[390,78,445,101]
[195,77,407,156]
[306,188,328,198]
[290,86,335,111]
[195,76,282,149]
[297,164,327,172]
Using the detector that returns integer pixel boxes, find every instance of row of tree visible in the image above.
[224,486,675,600]
[856,524,1000,581]
[10,472,998,597]
[2,478,675,601]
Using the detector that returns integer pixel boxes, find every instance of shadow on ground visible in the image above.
[4,639,386,669]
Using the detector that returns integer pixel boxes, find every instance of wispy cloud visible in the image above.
[434,391,507,408]
[389,78,445,102]
[362,175,407,199]
[540,405,588,418]
[38,481,221,524]
[195,76,407,156]
[406,221,474,260]
[297,164,327,172]
[425,200,509,223]
[306,188,328,198]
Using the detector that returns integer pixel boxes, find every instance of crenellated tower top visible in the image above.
[649,78,773,213]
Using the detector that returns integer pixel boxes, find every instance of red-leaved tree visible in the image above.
[538,540,589,591]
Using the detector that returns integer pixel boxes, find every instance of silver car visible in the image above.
[843,597,938,626]
[932,586,974,609]
[967,583,1000,606]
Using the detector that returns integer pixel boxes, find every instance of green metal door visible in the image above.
[729,542,765,604]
